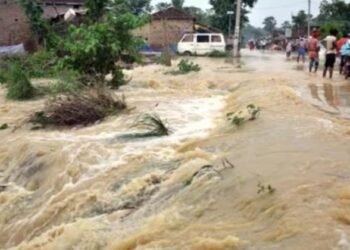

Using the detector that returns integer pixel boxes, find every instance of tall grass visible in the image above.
[6,64,36,101]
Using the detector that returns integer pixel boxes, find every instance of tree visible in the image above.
[62,0,145,88]
[263,16,277,34]
[316,0,350,36]
[292,10,309,36]
[281,21,292,30]
[172,0,184,9]
[209,0,258,34]
[126,0,152,14]
[17,0,57,47]
[155,2,171,11]
[183,6,210,24]
[85,0,109,22]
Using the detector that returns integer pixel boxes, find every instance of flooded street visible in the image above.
[1,51,350,250]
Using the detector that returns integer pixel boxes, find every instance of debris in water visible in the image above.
[0,123,8,130]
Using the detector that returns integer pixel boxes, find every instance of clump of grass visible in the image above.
[227,104,261,127]
[30,87,126,127]
[6,64,36,100]
[0,123,8,130]
[207,50,228,58]
[177,59,200,74]
[257,182,276,194]
[47,70,82,95]
[132,113,170,137]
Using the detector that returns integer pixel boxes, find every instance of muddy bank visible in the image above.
[1,52,350,249]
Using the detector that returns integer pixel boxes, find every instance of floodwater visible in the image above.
[1,51,350,250]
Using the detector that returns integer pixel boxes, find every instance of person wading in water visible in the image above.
[308,31,320,73]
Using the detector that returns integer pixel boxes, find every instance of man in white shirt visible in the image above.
[323,28,338,79]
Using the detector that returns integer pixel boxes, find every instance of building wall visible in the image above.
[134,19,194,49]
[0,0,31,46]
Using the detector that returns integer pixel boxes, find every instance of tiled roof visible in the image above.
[152,7,194,20]
[44,0,84,5]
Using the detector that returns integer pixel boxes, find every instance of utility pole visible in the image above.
[233,0,242,59]
[307,0,311,38]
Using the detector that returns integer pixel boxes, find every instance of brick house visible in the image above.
[0,0,83,46]
[134,7,195,49]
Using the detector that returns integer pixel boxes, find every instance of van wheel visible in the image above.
[183,51,192,56]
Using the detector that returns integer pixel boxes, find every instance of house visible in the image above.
[0,0,84,46]
[134,7,195,50]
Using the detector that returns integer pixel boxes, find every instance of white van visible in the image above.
[177,33,226,56]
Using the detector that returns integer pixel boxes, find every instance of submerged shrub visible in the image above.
[132,113,170,137]
[207,50,228,58]
[0,51,58,80]
[31,87,126,127]
[0,123,8,130]
[178,59,201,74]
[47,70,82,95]
[227,104,261,127]
[6,64,36,100]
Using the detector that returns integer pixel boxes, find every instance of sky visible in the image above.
[151,0,323,27]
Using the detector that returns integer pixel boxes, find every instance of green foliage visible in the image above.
[62,0,145,88]
[207,50,228,58]
[126,0,152,14]
[316,0,350,34]
[0,51,58,80]
[17,0,58,48]
[263,16,277,34]
[209,0,258,34]
[177,59,201,74]
[6,64,36,101]
[171,0,184,9]
[0,123,9,130]
[320,21,343,39]
[85,0,109,22]
[31,88,127,127]
[292,10,310,36]
[183,7,210,24]
[155,2,171,11]
[228,104,260,127]
[47,70,82,96]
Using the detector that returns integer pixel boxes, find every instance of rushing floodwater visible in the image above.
[1,51,350,250]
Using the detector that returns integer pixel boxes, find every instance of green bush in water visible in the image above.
[6,64,36,100]
[47,70,82,95]
[177,59,201,74]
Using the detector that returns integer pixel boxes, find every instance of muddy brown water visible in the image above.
[1,51,350,250]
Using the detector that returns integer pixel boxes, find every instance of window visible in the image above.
[197,35,209,43]
[182,35,194,43]
[211,35,222,43]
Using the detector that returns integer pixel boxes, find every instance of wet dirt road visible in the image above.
[0,51,350,250]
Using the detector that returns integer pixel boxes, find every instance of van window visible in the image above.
[211,35,222,43]
[182,35,194,42]
[197,35,209,43]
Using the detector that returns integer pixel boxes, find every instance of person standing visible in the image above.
[337,33,349,74]
[308,32,320,73]
[323,29,338,79]
[286,40,292,60]
[297,37,307,63]
[340,40,350,78]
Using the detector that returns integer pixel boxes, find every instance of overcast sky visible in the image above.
[151,0,323,27]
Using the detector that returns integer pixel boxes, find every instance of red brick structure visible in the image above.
[134,7,195,49]
[0,0,83,46]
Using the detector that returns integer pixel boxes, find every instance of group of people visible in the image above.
[286,29,350,79]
